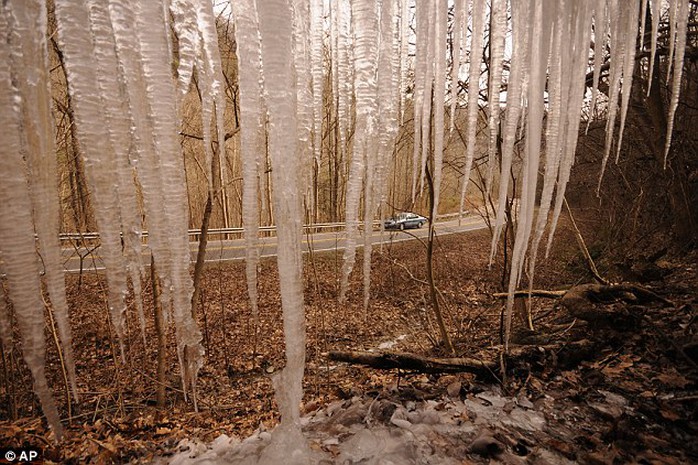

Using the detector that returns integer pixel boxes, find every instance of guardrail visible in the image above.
[57,215,460,242]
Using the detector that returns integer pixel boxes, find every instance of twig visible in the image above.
[564,198,610,285]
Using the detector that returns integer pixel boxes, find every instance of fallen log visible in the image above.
[494,283,673,307]
[329,340,600,377]
[328,350,497,376]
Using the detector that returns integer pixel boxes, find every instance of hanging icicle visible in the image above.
[256,0,307,458]
[458,0,486,220]
[0,0,65,438]
[338,0,379,304]
[485,0,506,195]
[231,0,265,341]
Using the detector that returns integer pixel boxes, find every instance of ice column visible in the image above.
[256,1,307,461]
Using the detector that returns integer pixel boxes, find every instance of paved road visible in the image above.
[60,216,488,273]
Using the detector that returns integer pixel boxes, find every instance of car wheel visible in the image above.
[417,221,423,228]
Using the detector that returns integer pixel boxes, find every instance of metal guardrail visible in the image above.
[57,220,383,242]
[56,214,468,243]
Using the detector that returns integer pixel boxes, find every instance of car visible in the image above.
[384,212,428,230]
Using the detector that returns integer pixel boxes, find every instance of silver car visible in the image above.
[384,212,428,230]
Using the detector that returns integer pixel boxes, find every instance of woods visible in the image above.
[1,0,697,463]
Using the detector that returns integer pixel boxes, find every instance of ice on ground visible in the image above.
[161,389,557,465]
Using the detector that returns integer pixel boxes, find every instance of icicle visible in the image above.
[230,0,264,335]
[109,0,175,330]
[291,0,314,214]
[667,0,679,81]
[639,0,649,52]
[485,0,506,195]
[586,0,608,133]
[256,0,307,457]
[489,0,530,263]
[8,0,80,401]
[546,2,595,256]
[614,1,640,162]
[399,0,411,124]
[135,0,203,403]
[0,2,63,438]
[363,0,401,310]
[647,0,662,94]
[417,2,435,196]
[411,0,428,200]
[86,0,148,345]
[449,0,464,133]
[310,0,323,167]
[196,0,229,192]
[663,0,690,166]
[336,0,352,160]
[55,0,130,357]
[597,0,625,192]
[527,0,566,288]
[431,0,447,220]
[503,0,553,348]
[458,0,485,220]
[170,0,197,99]
[338,0,379,304]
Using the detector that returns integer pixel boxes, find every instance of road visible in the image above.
[60,216,488,273]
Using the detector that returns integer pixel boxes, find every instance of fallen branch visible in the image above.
[328,350,496,376]
[494,283,672,308]
[493,290,567,299]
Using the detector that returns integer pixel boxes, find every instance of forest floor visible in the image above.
[0,211,696,464]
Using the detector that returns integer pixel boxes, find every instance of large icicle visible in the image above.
[0,3,63,438]
[310,0,324,166]
[109,0,174,329]
[586,0,608,133]
[647,0,662,95]
[489,0,531,262]
[526,0,566,293]
[503,0,553,348]
[431,0,447,220]
[54,0,130,356]
[449,0,465,133]
[230,0,265,345]
[9,0,79,400]
[663,0,690,166]
[417,2,435,195]
[338,0,379,304]
[398,0,411,123]
[614,0,641,162]
[363,0,400,311]
[411,0,428,200]
[485,0,506,195]
[458,0,485,219]
[597,0,628,191]
[291,0,315,214]
[256,0,307,461]
[171,0,228,194]
[87,0,147,345]
[546,2,595,257]
[134,0,203,403]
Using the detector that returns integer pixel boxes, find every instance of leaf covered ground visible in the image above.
[0,213,696,464]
